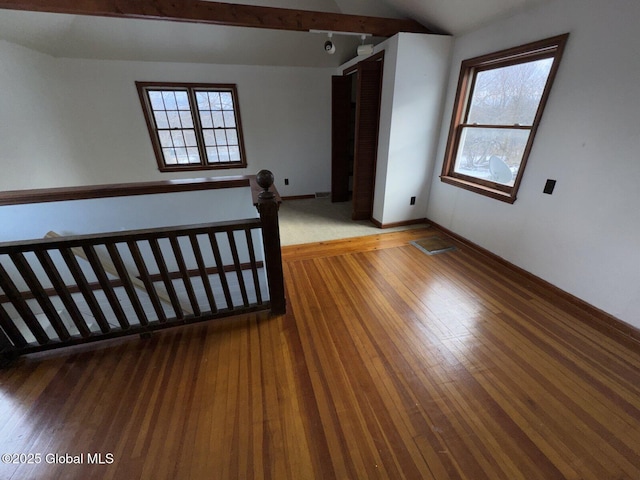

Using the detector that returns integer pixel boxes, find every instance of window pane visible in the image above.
[163,148,177,164]
[183,130,197,147]
[223,111,236,128]
[162,91,177,110]
[154,111,169,129]
[214,130,227,145]
[454,127,530,186]
[226,129,238,145]
[200,111,213,128]
[467,58,553,126]
[187,147,200,163]
[220,92,233,110]
[209,92,222,110]
[212,111,224,128]
[218,146,230,162]
[175,92,190,110]
[228,146,241,161]
[203,129,216,146]
[148,91,165,110]
[167,111,181,128]
[175,147,188,164]
[158,130,172,147]
[196,92,210,110]
[171,130,185,147]
[179,111,193,128]
[206,147,219,163]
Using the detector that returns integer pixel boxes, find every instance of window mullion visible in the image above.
[187,88,207,166]
[459,123,533,130]
[461,69,477,124]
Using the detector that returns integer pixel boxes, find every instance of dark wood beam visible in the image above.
[0,0,434,37]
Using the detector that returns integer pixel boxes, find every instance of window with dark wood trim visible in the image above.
[440,34,569,203]
[136,82,247,172]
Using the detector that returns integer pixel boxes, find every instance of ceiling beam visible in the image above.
[0,0,435,37]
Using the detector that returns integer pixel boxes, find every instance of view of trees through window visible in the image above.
[440,34,568,203]
[454,58,553,186]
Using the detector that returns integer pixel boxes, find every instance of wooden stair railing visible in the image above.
[44,230,195,315]
[0,171,286,364]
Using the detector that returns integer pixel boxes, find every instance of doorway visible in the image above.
[331,52,384,221]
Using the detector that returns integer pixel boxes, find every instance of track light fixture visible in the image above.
[310,29,372,56]
[357,34,374,56]
[324,32,335,55]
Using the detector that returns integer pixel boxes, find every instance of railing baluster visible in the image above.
[34,250,92,338]
[0,302,28,348]
[188,233,217,314]
[59,247,111,334]
[8,252,71,341]
[82,245,131,330]
[34,250,91,337]
[227,230,249,308]
[244,228,263,305]
[208,232,234,310]
[105,243,148,326]
[168,235,200,317]
[0,263,49,345]
[149,238,184,319]
[128,240,167,323]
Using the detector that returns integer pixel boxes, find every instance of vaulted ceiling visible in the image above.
[0,0,554,67]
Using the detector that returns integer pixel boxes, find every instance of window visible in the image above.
[136,82,247,172]
[440,34,569,203]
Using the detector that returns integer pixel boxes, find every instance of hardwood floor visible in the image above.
[1,227,639,479]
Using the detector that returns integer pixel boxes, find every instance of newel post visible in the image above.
[254,170,286,315]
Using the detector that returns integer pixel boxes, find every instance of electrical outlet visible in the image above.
[543,179,556,194]
[410,196,416,205]
[284,178,289,186]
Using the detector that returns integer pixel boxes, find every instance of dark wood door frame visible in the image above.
[331,51,384,221]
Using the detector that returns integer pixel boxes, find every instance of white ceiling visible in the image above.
[0,0,553,67]
[389,0,554,35]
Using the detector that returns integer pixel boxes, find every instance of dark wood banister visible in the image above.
[0,171,286,363]
[0,176,257,206]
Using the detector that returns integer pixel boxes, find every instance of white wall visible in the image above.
[0,41,79,188]
[0,40,333,196]
[376,33,451,225]
[0,188,257,242]
[427,0,640,328]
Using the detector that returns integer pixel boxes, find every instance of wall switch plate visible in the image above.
[284,178,289,185]
[543,179,556,194]
[410,196,416,205]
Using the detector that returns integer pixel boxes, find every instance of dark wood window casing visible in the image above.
[440,34,569,203]
[136,82,248,172]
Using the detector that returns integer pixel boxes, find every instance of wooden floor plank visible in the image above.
[1,227,640,479]
[338,252,558,480]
